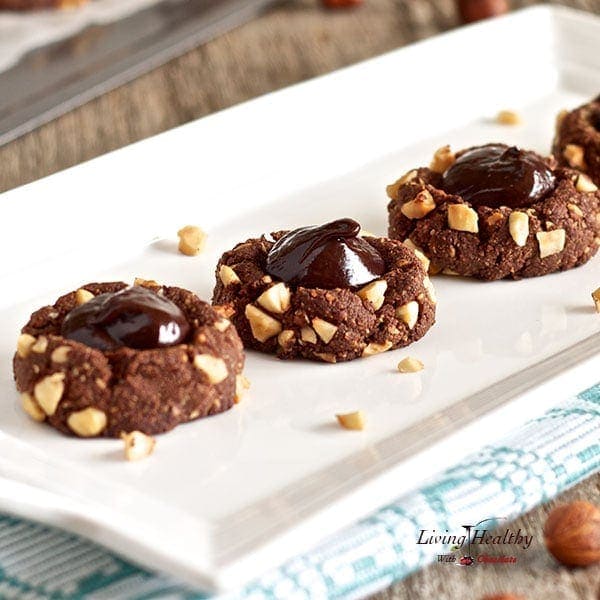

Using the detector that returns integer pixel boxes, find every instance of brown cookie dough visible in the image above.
[13,281,245,437]
[387,145,600,281]
[0,0,86,9]
[212,233,436,363]
[553,96,600,186]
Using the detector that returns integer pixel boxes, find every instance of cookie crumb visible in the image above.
[496,110,522,126]
[336,411,365,431]
[122,431,156,461]
[177,225,206,256]
[397,356,424,373]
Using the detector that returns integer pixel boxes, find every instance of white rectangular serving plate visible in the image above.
[0,6,599,593]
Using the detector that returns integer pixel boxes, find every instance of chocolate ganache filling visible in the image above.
[265,218,385,289]
[442,144,556,209]
[62,286,190,351]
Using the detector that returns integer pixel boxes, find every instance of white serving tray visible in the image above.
[0,6,599,593]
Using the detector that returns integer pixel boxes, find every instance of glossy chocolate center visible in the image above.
[62,286,190,351]
[442,144,556,209]
[265,218,385,289]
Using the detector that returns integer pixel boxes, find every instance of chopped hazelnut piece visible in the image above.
[193,354,228,384]
[51,346,71,364]
[214,318,231,332]
[76,288,94,305]
[357,279,388,311]
[16,333,36,359]
[122,431,156,461]
[403,239,430,271]
[235,374,251,403]
[430,145,455,174]
[508,211,529,247]
[312,318,338,344]
[386,170,418,199]
[496,110,522,126]
[362,341,393,356]
[575,174,598,193]
[245,305,282,342]
[396,301,419,330]
[563,144,587,170]
[67,407,107,437]
[277,329,295,347]
[336,411,365,431]
[300,326,317,344]
[256,282,291,314]
[413,248,431,272]
[401,190,436,220]
[568,203,584,218]
[397,356,424,373]
[31,336,48,354]
[447,204,479,233]
[403,238,419,252]
[134,277,161,289]
[213,303,235,319]
[487,212,504,227]
[34,373,66,416]
[423,277,436,303]
[219,265,241,287]
[428,262,443,276]
[177,225,206,256]
[21,393,45,422]
[536,229,566,258]
[315,352,337,363]
[592,287,600,312]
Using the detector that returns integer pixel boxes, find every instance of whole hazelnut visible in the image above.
[457,0,509,23]
[543,501,600,567]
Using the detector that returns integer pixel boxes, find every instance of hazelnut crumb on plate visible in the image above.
[496,110,522,126]
[397,356,424,373]
[336,411,365,431]
[178,225,207,256]
[592,287,600,312]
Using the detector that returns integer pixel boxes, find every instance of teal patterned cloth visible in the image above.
[1,383,599,600]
